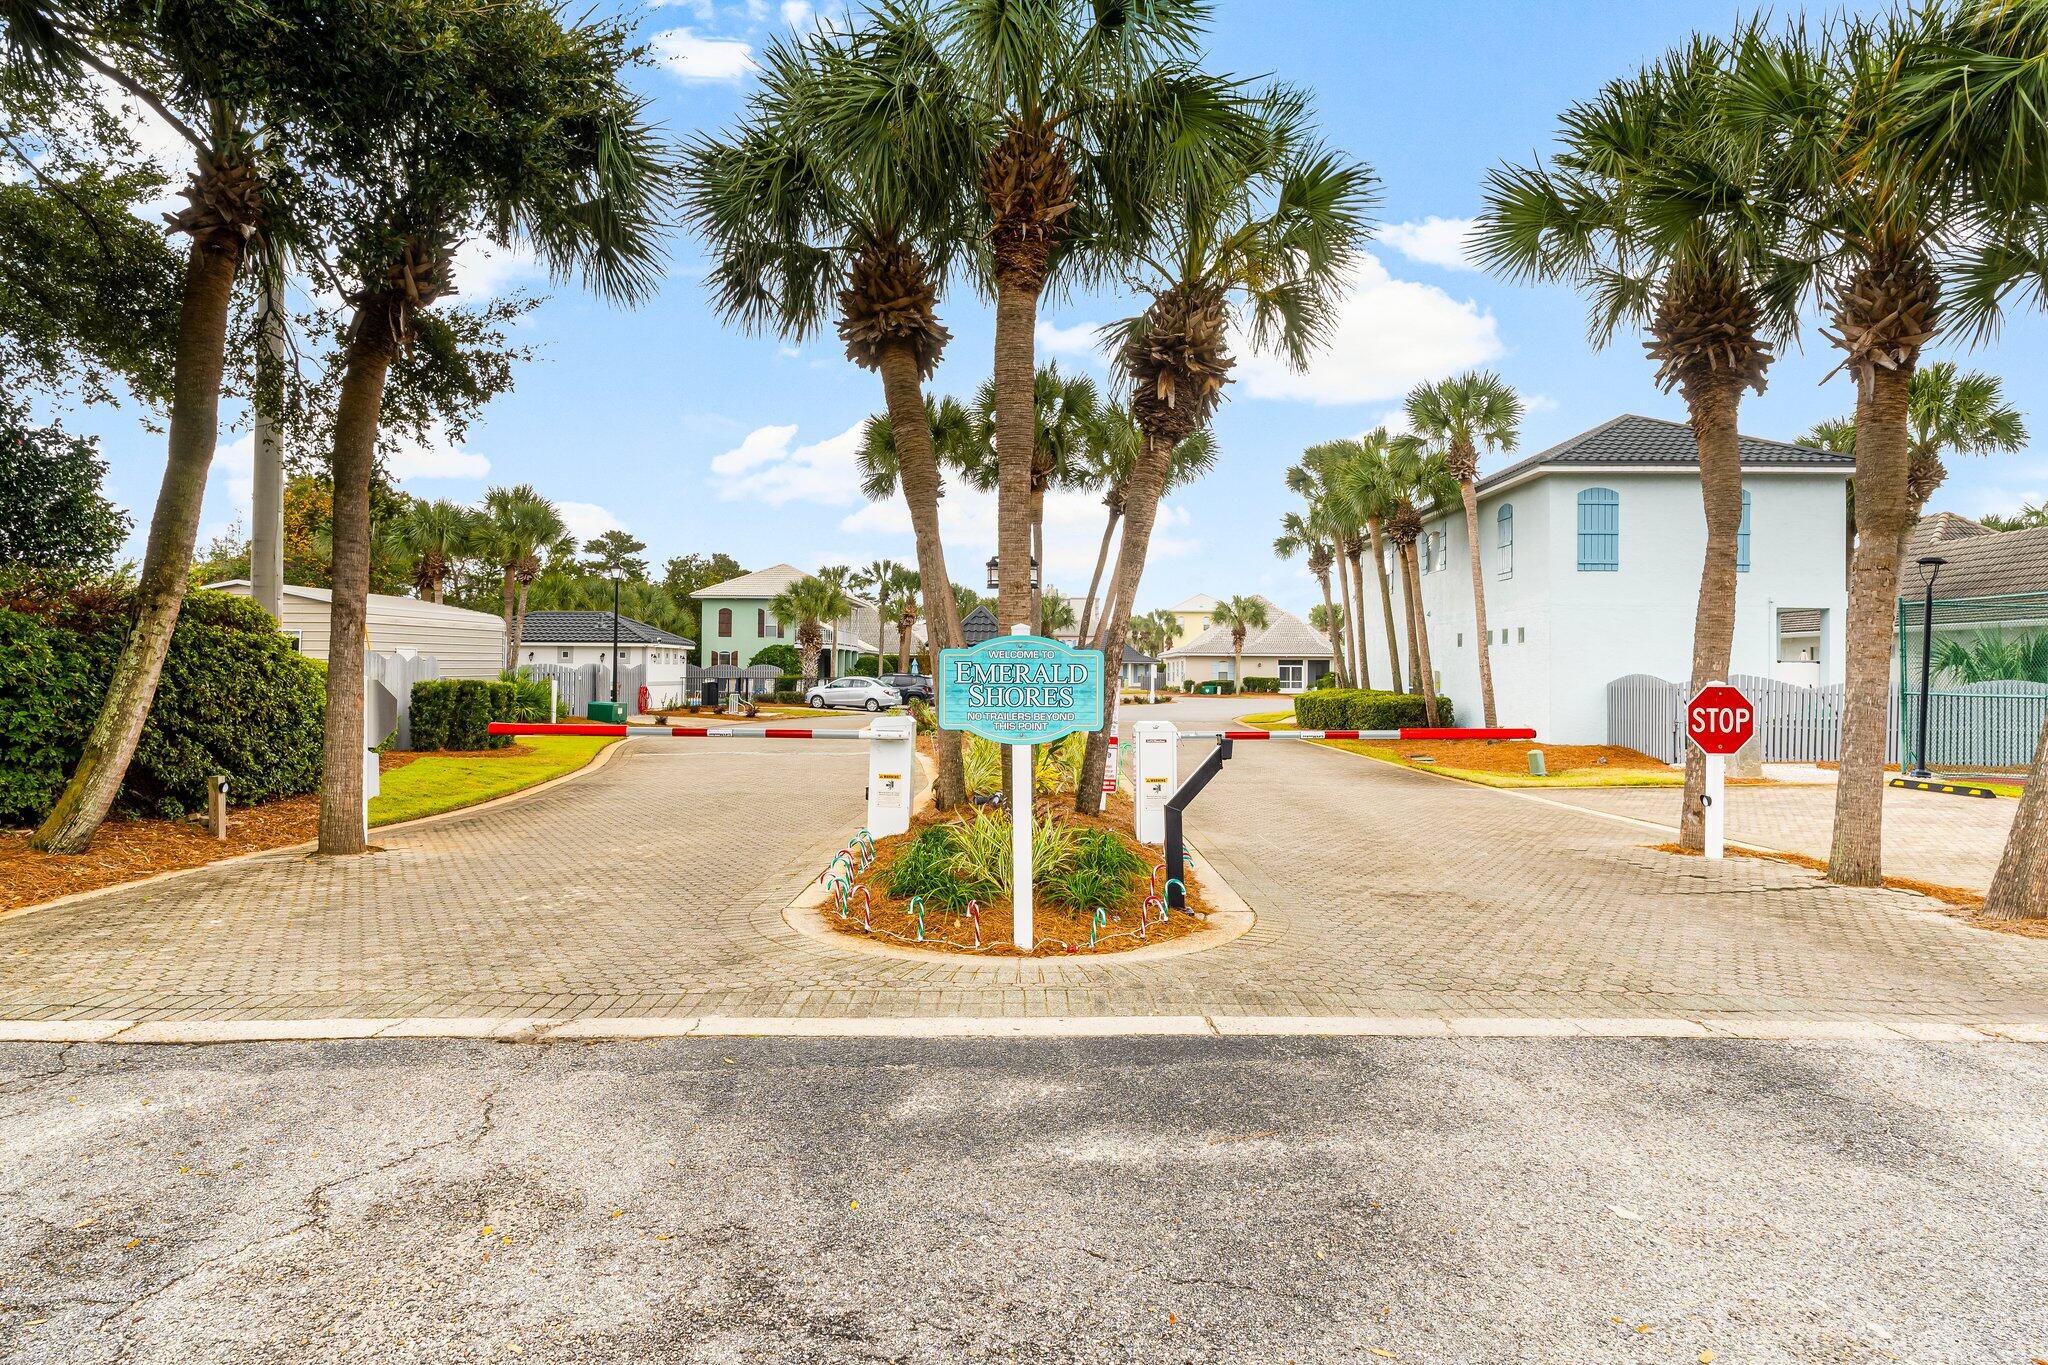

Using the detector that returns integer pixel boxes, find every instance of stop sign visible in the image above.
[1686,683,1755,755]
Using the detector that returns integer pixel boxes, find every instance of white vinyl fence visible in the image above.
[366,649,440,751]
[1607,672,2048,769]
[515,661,645,718]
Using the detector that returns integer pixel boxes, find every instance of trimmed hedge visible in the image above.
[0,588,326,823]
[767,689,805,704]
[409,679,515,751]
[1294,687,1456,731]
[1241,676,1280,693]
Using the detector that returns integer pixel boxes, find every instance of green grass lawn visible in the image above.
[369,736,616,828]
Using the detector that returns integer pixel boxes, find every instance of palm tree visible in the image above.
[1304,433,1407,693]
[1274,509,1346,686]
[1073,406,1217,643]
[858,395,973,502]
[940,0,1213,636]
[1345,434,1457,724]
[1982,503,2048,533]
[1798,418,1859,453]
[888,565,922,671]
[1038,590,1076,636]
[1934,632,2048,687]
[398,499,478,603]
[1128,608,1179,663]
[1728,12,2042,885]
[1075,83,1376,808]
[771,575,855,690]
[1404,373,1523,728]
[1208,596,1268,690]
[483,485,574,672]
[25,6,317,853]
[1478,30,1798,850]
[968,364,1098,631]
[685,12,977,807]
[1903,363,2028,517]
[856,558,905,674]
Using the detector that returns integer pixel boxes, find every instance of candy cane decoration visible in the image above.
[966,901,982,948]
[820,852,853,885]
[1088,907,1107,947]
[1161,879,1184,918]
[912,897,927,942]
[853,829,875,862]
[852,885,872,924]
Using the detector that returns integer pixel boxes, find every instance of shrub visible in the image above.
[410,679,516,751]
[1241,676,1280,693]
[0,587,326,823]
[750,643,801,675]
[499,668,554,722]
[1044,827,1149,911]
[777,674,804,692]
[906,698,937,734]
[1308,671,1340,690]
[767,689,805,705]
[1293,687,1456,731]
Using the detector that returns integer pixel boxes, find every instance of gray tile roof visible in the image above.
[1777,608,1823,634]
[1906,511,1995,560]
[1478,414,1855,493]
[690,563,804,599]
[519,611,693,646]
[1163,596,1333,660]
[1901,522,2048,600]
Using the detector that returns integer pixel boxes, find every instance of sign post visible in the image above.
[1686,680,1755,860]
[938,626,1107,952]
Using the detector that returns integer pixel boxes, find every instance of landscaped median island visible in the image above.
[0,736,617,914]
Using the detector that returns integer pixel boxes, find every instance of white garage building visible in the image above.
[205,579,507,679]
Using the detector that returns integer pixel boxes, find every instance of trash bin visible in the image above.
[587,700,627,724]
[701,680,723,713]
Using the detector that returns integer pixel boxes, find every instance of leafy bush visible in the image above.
[1044,827,1149,911]
[767,689,805,705]
[886,827,974,910]
[0,587,325,823]
[1293,687,1455,731]
[499,668,554,722]
[410,679,516,751]
[906,698,937,734]
[1308,671,1340,690]
[885,814,1147,914]
[850,656,880,676]
[1241,676,1280,693]
[750,643,801,675]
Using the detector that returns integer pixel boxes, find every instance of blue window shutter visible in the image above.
[1737,489,1752,572]
[1497,503,1514,578]
[1577,487,1619,571]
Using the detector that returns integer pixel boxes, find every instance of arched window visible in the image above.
[1577,487,1619,571]
[1737,489,1752,572]
[717,607,732,637]
[1496,503,1515,579]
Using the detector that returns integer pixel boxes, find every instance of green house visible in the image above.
[690,563,924,677]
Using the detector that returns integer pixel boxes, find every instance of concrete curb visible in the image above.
[2,1015,2039,1045]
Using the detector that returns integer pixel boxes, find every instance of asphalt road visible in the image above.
[3,1038,2043,1364]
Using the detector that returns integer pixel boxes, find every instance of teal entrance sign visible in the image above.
[938,633,1106,746]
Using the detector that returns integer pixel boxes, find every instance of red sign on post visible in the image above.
[1686,683,1755,755]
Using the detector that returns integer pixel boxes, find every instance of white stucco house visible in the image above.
[1161,597,1336,692]
[205,580,506,679]
[1365,414,1854,742]
[518,611,696,708]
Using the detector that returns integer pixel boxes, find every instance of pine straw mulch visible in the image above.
[821,789,1217,957]
[1651,841,2048,940]
[0,748,531,914]
[1394,739,1670,777]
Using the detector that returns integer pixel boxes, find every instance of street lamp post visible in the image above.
[610,571,622,708]
[1910,556,1945,778]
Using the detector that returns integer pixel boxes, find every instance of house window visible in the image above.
[1517,627,1525,643]
[1278,660,1305,690]
[560,649,570,660]
[1737,488,1752,572]
[718,607,732,637]
[284,630,303,652]
[1497,503,1514,578]
[1577,487,1619,571]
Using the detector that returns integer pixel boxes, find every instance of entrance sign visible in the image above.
[938,629,1106,950]
[936,634,1106,746]
[1686,680,1753,860]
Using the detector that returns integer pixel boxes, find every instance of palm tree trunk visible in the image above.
[1346,548,1373,690]
[1459,480,1497,728]
[1402,542,1439,725]
[877,343,966,808]
[1076,429,1174,812]
[31,242,242,853]
[1677,383,1746,850]
[1077,506,1120,642]
[1368,521,1403,694]
[993,282,1037,631]
[500,571,518,671]
[1829,367,1915,885]
[898,618,913,674]
[317,316,398,856]
[1985,709,2048,918]
[1319,567,1344,688]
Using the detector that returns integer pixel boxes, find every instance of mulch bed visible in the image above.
[820,791,1216,957]
[1652,841,2048,940]
[1387,739,1671,777]
[0,748,532,914]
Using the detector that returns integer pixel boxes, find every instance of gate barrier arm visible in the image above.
[1177,726,1537,742]
[489,722,872,740]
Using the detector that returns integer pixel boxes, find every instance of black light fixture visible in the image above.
[983,554,1041,591]
[1910,555,1946,778]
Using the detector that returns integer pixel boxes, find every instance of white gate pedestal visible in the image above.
[1133,720,1178,846]
[865,715,916,839]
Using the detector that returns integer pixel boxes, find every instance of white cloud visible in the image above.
[780,0,813,25]
[557,501,624,543]
[648,0,716,17]
[1523,393,1559,413]
[1234,253,1502,406]
[711,422,864,504]
[1379,216,1481,271]
[455,237,543,300]
[653,28,757,80]
[212,432,257,524]
[1036,318,1110,368]
[91,75,191,221]
[385,430,490,481]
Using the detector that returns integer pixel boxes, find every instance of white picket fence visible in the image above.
[1607,672,2048,769]
[516,661,645,718]
[365,649,440,750]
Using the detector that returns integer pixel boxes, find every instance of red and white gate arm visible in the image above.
[1177,726,1538,742]
[488,722,872,740]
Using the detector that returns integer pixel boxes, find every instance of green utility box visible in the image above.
[586,701,627,725]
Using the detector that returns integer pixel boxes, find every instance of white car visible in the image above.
[807,676,903,712]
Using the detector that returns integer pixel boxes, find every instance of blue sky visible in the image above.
[76,0,2048,621]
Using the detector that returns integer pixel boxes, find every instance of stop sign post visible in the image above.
[1686,680,1755,859]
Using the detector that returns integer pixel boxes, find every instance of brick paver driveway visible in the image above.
[2,705,2044,1030]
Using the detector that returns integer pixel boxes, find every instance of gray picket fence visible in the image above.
[366,649,440,750]
[516,661,646,718]
[1607,672,2047,769]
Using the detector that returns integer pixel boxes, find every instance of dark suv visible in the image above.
[882,672,934,702]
